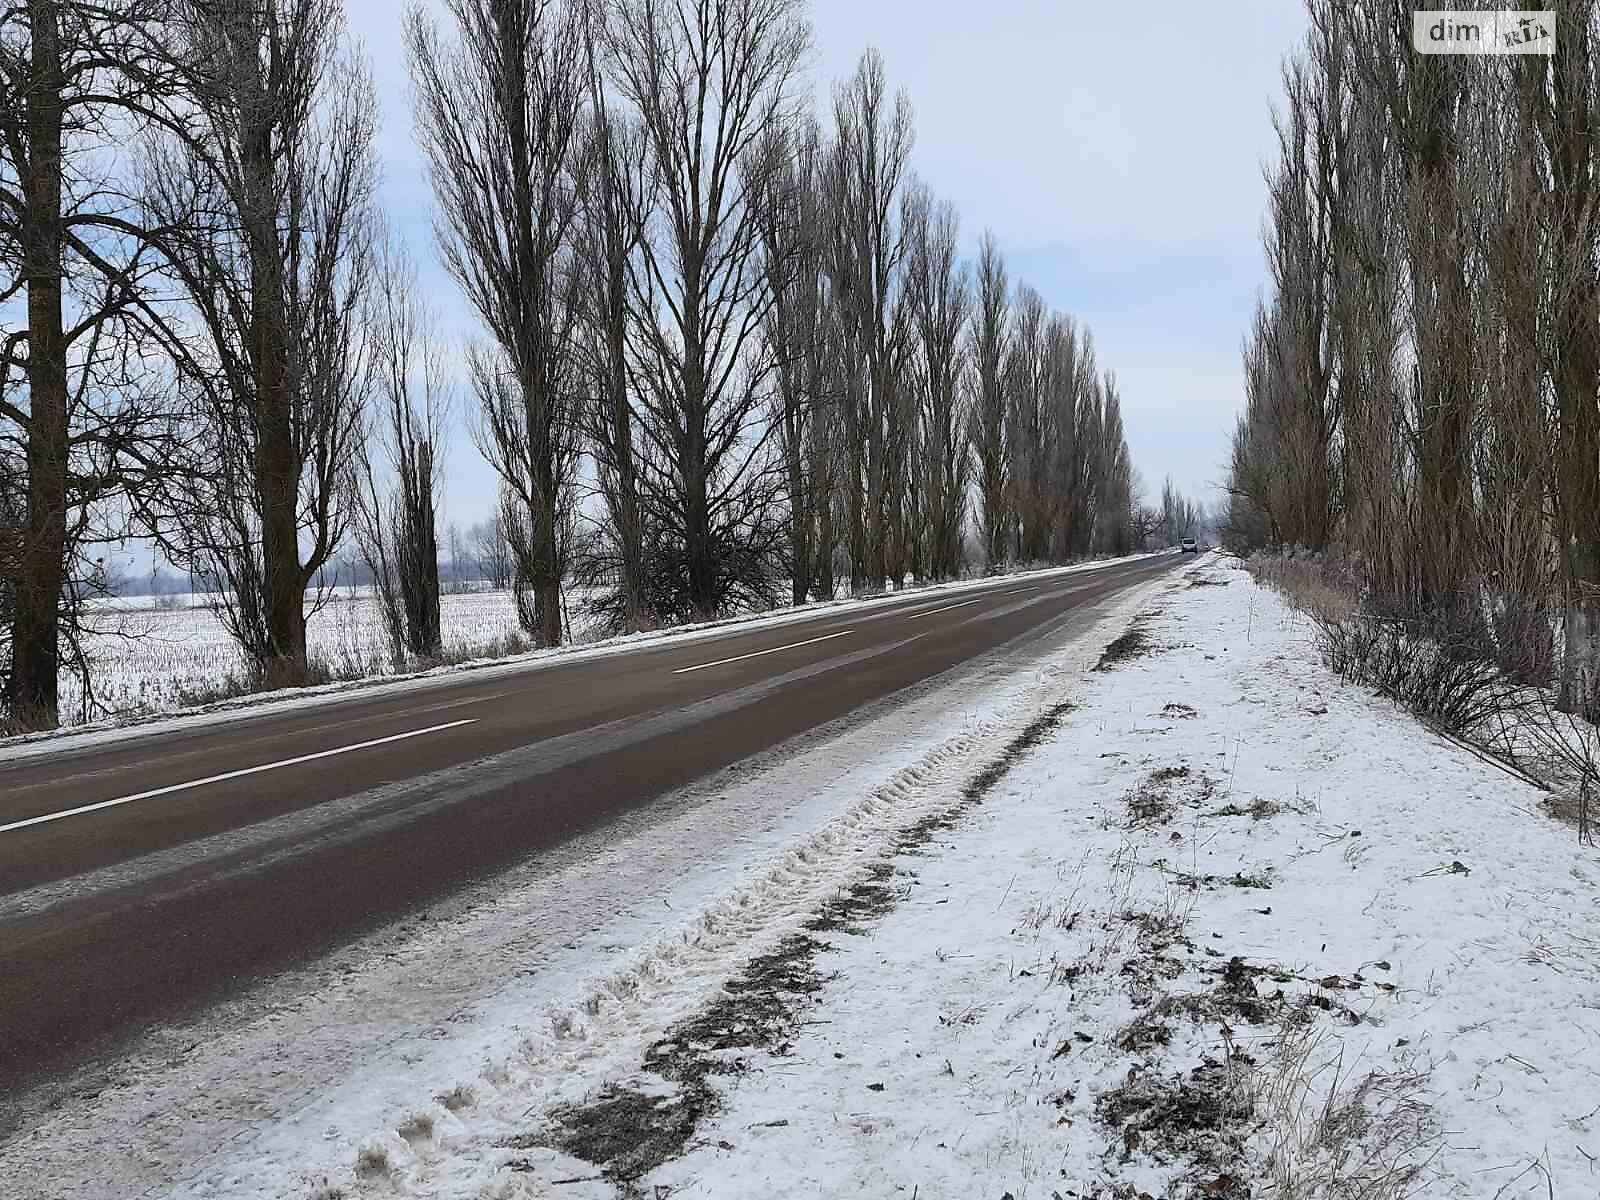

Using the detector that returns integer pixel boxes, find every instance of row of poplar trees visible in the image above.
[1229,0,1600,720]
[412,0,1139,642]
[0,0,1139,732]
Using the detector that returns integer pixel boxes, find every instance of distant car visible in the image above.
[1180,537,1199,554]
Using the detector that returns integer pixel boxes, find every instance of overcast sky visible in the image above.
[355,0,1310,537]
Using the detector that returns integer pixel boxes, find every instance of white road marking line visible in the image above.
[0,718,480,836]
[906,596,987,619]
[400,691,508,717]
[673,630,854,674]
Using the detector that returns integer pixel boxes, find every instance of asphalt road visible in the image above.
[0,553,1179,1094]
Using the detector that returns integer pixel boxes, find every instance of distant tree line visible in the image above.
[1228,0,1600,720]
[1,0,1146,732]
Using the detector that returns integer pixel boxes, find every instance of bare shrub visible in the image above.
[1518,689,1600,845]
[1314,613,1526,740]
[353,1144,389,1178]
[1250,550,1540,744]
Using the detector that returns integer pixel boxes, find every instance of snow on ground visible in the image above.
[336,555,1599,1200]
[59,585,533,723]
[3,559,1167,1200]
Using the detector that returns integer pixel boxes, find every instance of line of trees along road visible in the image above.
[1228,0,1600,721]
[1,0,1148,733]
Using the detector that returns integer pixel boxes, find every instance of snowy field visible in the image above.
[63,586,558,725]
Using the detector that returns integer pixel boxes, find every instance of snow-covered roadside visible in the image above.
[0,552,1164,763]
[3,556,1171,1200]
[410,555,1600,1200]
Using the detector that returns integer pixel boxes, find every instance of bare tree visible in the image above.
[445,520,467,589]
[903,181,969,580]
[1528,1,1600,715]
[1005,284,1048,561]
[407,0,589,647]
[1463,48,1557,683]
[753,118,830,604]
[0,0,188,727]
[1043,313,1082,561]
[144,0,377,689]
[1065,327,1101,558]
[1339,3,1475,614]
[881,273,918,586]
[969,231,1009,572]
[1095,372,1133,555]
[829,48,913,591]
[574,45,654,632]
[471,507,513,589]
[809,307,844,599]
[1234,0,1595,710]
[351,238,450,666]
[1160,476,1200,544]
[603,0,809,620]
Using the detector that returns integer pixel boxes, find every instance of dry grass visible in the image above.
[1123,764,1216,829]
[1248,553,1361,624]
[434,1084,475,1113]
[396,1112,434,1146]
[353,1145,389,1179]
[1254,1025,1439,1199]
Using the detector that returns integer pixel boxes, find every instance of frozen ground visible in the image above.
[331,555,1593,1200]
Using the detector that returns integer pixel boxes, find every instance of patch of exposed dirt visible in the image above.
[1206,797,1281,821]
[1096,1053,1254,1184]
[1168,868,1274,892]
[541,927,837,1181]
[806,861,900,934]
[1096,621,1156,671]
[1124,765,1215,828]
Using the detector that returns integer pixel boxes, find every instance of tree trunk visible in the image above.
[865,373,886,589]
[1409,53,1474,617]
[811,400,836,600]
[241,61,306,684]
[400,440,442,658]
[1548,12,1600,716]
[529,400,563,647]
[786,430,810,605]
[8,0,67,729]
[843,367,867,594]
[607,267,646,632]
